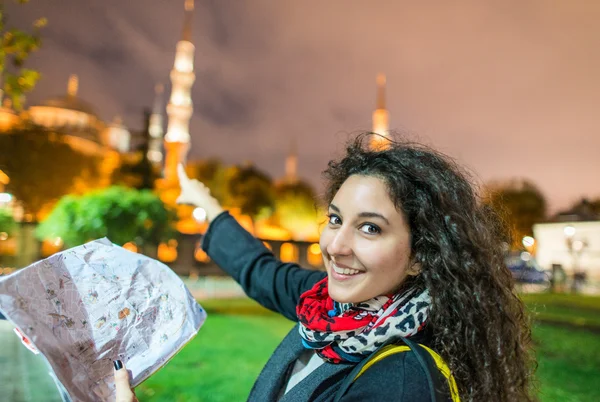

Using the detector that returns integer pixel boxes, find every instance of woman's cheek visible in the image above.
[319,228,332,259]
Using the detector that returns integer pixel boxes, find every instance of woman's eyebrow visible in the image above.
[357,212,390,225]
[329,204,390,225]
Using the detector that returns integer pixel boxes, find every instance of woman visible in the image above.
[114,134,535,401]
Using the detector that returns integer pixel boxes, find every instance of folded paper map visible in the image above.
[0,238,207,401]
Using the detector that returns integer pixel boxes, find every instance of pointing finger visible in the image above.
[177,164,189,184]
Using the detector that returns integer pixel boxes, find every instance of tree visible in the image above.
[224,164,275,220]
[37,186,175,249]
[186,158,228,203]
[0,126,101,219]
[273,180,322,240]
[591,199,600,216]
[0,206,15,236]
[0,0,47,110]
[483,180,547,248]
[558,198,600,221]
[111,110,159,190]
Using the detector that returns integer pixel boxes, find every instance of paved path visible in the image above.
[0,320,63,402]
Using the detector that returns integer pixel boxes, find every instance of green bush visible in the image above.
[0,207,15,236]
[36,186,175,248]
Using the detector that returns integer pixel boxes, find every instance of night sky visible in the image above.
[7,0,600,213]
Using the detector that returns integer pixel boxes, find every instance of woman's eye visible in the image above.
[328,214,341,225]
[360,223,381,235]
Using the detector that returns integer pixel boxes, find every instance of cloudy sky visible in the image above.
[8,0,600,213]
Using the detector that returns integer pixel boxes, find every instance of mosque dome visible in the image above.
[39,93,98,117]
[27,74,105,145]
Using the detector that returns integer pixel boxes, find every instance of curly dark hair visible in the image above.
[322,133,536,402]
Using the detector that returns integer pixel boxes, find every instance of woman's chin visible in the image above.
[327,281,361,304]
[327,272,369,303]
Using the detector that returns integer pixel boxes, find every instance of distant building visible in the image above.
[533,202,600,283]
[0,74,142,191]
[2,74,134,157]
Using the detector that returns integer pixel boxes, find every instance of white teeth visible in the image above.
[332,263,361,276]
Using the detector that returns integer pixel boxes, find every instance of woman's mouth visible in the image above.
[330,262,364,280]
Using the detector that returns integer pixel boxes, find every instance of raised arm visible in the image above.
[177,165,325,321]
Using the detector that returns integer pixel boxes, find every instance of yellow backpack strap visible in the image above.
[354,344,411,380]
[419,344,460,402]
[353,343,461,402]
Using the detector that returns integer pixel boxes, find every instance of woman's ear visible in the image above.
[407,262,422,277]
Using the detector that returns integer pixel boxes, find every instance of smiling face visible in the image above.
[319,174,418,303]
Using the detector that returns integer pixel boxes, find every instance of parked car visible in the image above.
[505,251,551,285]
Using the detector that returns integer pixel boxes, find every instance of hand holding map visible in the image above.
[0,238,207,401]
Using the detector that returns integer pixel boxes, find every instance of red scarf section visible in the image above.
[296,278,399,362]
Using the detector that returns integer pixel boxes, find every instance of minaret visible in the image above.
[164,0,195,182]
[371,73,390,150]
[284,139,298,184]
[148,83,164,164]
[67,74,79,97]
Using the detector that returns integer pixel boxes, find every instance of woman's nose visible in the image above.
[326,227,353,257]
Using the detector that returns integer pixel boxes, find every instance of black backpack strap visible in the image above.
[333,337,457,402]
[402,337,454,402]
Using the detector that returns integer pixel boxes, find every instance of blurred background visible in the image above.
[0,1,599,401]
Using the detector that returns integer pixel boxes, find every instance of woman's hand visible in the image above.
[176,164,224,222]
[114,360,139,402]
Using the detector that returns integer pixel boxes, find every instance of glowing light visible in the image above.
[158,241,178,263]
[41,239,62,257]
[564,226,576,237]
[280,243,298,263]
[174,57,193,73]
[307,243,323,267]
[122,242,138,253]
[193,207,207,222]
[148,150,163,162]
[0,232,8,241]
[522,236,535,248]
[0,193,12,203]
[165,126,190,143]
[1,267,15,275]
[520,252,531,261]
[0,170,9,185]
[194,247,210,263]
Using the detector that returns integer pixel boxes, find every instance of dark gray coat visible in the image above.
[202,212,435,401]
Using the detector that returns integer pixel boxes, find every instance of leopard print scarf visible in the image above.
[296,277,431,363]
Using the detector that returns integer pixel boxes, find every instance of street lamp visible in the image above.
[564,225,576,238]
[522,236,535,253]
[0,192,12,205]
[563,225,587,293]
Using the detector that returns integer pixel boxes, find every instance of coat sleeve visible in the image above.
[339,352,432,402]
[201,211,327,321]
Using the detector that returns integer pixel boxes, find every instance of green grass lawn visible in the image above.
[137,299,294,402]
[522,292,600,329]
[137,296,600,402]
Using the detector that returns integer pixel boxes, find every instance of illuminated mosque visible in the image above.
[0,0,391,274]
